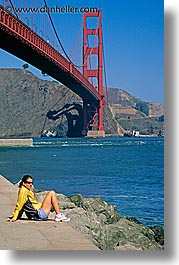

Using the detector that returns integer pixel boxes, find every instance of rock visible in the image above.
[34,191,164,250]
[149,225,164,246]
[68,194,83,207]
[111,218,162,250]
[57,194,76,209]
[67,194,164,250]
[34,190,49,202]
[81,197,122,224]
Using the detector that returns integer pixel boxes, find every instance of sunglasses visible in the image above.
[25,181,33,184]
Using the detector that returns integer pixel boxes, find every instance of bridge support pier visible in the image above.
[87,130,105,137]
[82,100,88,136]
[82,99,105,137]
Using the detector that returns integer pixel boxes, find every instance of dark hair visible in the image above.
[19,175,33,187]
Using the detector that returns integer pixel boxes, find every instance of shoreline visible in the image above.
[0,135,164,148]
[34,189,164,250]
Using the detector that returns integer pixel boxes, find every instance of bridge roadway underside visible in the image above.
[0,29,99,107]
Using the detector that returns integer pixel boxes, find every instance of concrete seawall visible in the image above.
[0,138,33,146]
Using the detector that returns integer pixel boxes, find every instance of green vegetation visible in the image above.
[135,102,149,116]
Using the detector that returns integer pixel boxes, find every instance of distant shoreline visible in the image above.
[0,138,33,146]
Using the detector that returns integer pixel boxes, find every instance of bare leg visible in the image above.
[41,190,60,216]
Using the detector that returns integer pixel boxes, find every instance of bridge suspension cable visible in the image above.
[102,33,108,104]
[69,18,83,59]
[43,0,72,64]
[8,0,18,18]
[43,1,101,78]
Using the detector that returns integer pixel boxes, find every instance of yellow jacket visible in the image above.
[12,185,42,221]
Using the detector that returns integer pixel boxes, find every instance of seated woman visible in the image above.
[7,174,70,222]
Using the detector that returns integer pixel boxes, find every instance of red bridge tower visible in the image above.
[83,10,105,137]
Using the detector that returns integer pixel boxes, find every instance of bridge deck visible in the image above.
[0,5,101,103]
[0,175,99,250]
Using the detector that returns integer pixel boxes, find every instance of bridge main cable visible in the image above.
[8,0,18,18]
[43,0,72,63]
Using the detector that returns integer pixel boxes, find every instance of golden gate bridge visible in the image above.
[0,0,108,137]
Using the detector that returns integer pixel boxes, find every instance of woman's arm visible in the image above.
[11,188,28,221]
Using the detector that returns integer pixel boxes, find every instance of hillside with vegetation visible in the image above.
[107,88,164,136]
[0,68,121,137]
[0,68,164,138]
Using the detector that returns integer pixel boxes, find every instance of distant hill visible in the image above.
[107,87,164,135]
[0,68,120,137]
[0,68,164,137]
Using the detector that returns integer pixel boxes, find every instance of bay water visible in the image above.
[0,136,164,227]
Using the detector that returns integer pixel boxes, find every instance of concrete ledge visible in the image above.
[0,138,33,146]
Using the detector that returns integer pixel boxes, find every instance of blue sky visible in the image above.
[0,0,164,103]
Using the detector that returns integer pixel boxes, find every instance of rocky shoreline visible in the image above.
[35,191,164,250]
